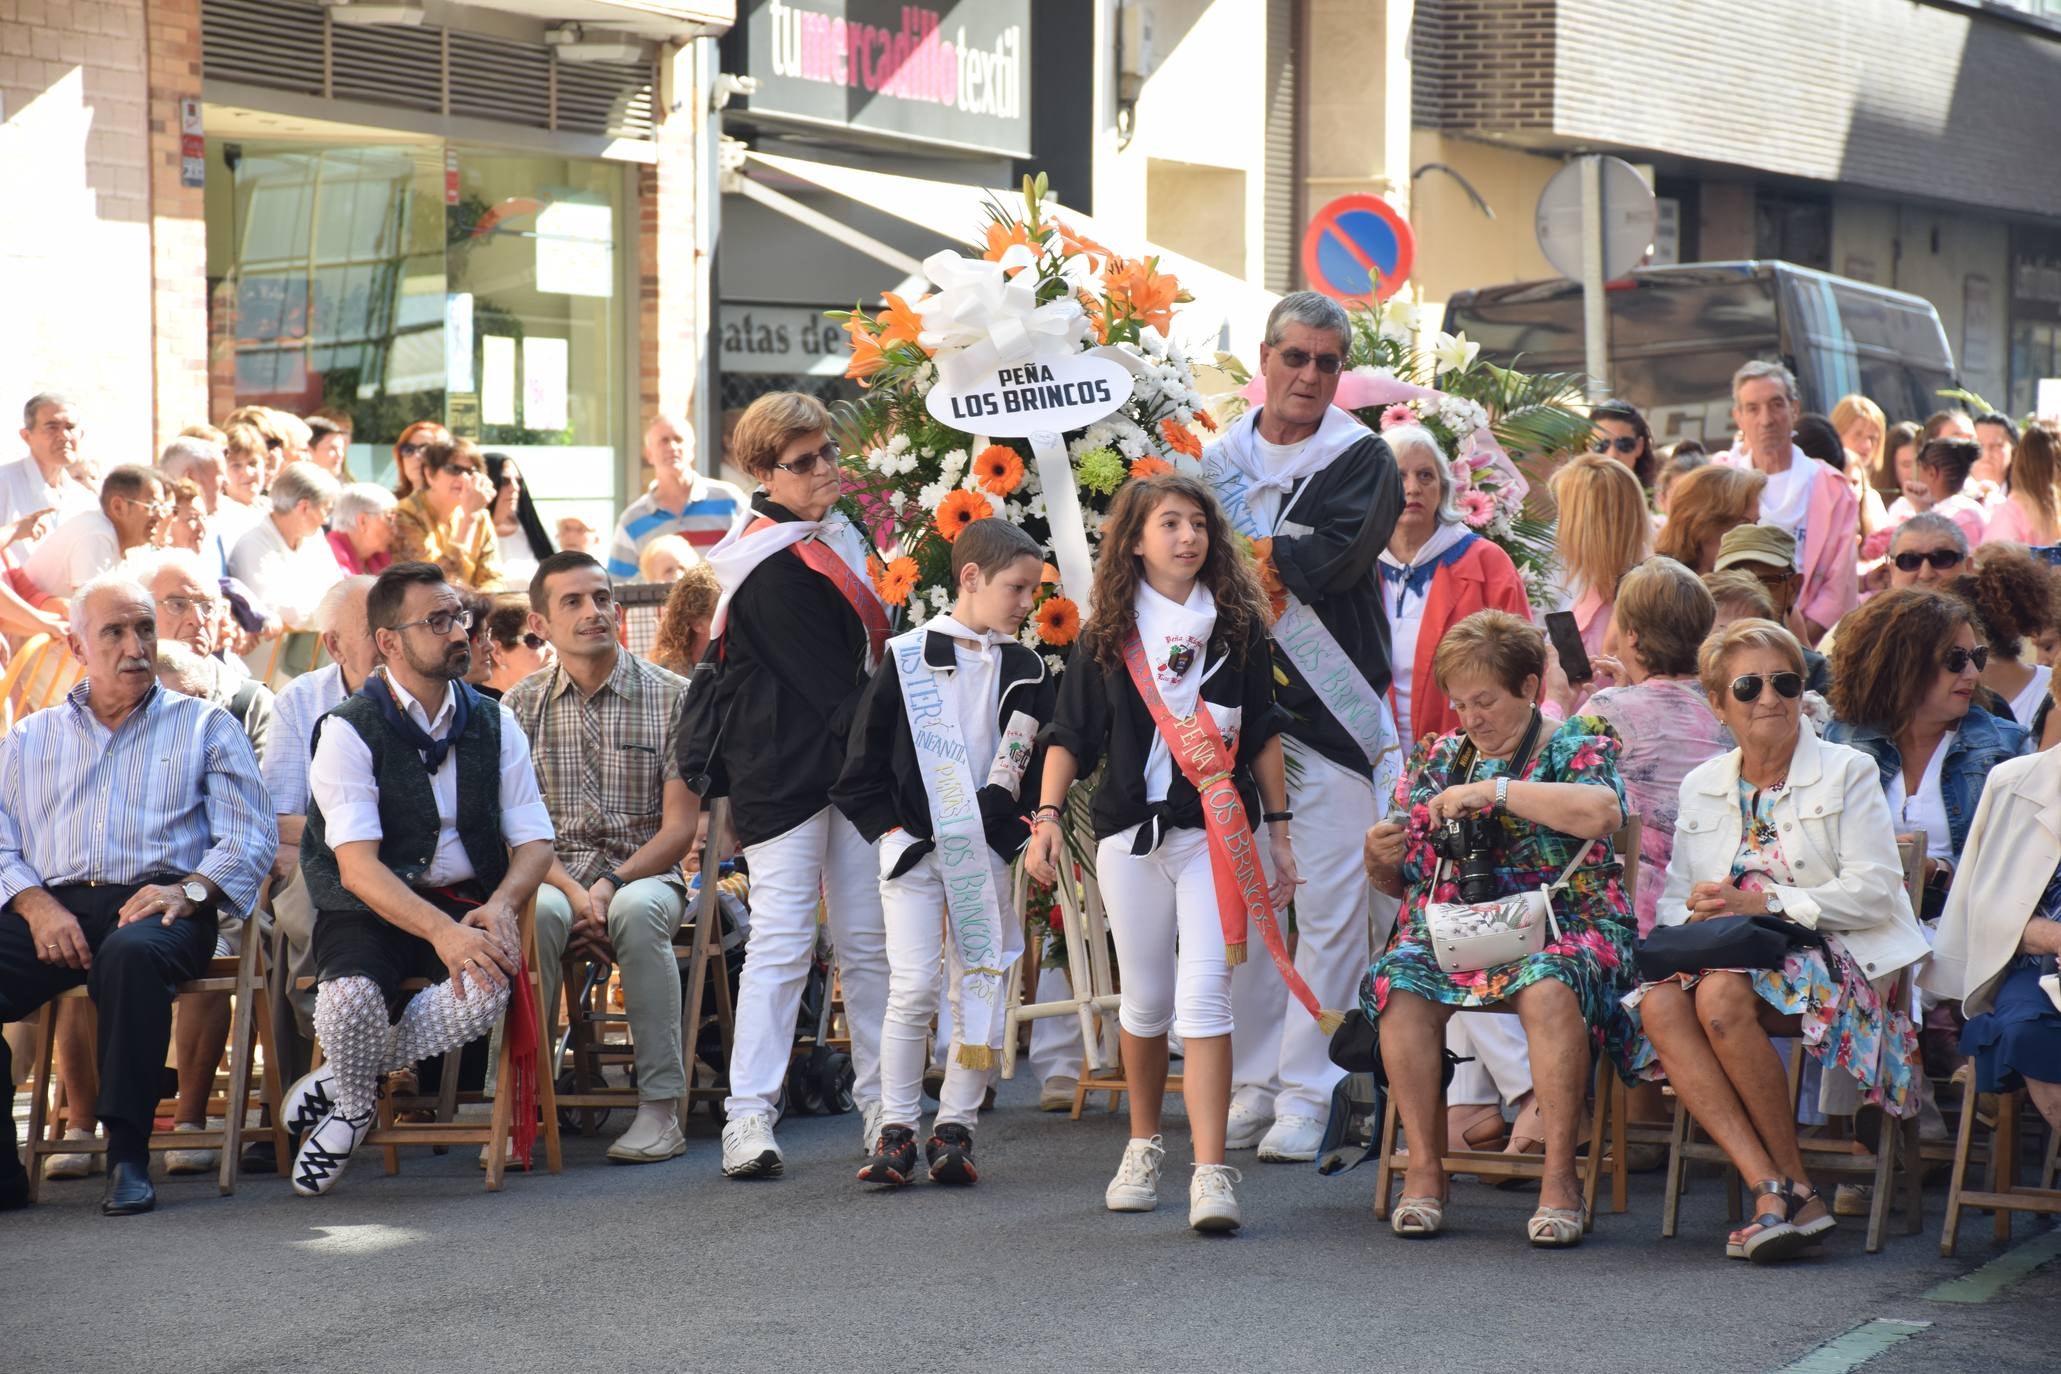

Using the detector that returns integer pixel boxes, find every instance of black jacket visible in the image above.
[1266,432,1403,775]
[832,628,1056,874]
[677,495,873,848]
[1040,618,1287,852]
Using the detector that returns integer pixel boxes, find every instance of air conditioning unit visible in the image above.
[547,24,654,65]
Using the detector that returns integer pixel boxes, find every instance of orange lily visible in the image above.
[875,291,930,354]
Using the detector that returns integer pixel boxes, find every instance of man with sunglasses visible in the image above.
[505,551,698,1164]
[1714,360,1858,644]
[606,413,747,582]
[1203,291,1406,1163]
[1819,513,1970,661]
[25,464,169,600]
[287,562,555,1195]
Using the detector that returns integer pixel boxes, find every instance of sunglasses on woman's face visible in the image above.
[1943,645,1989,674]
[1730,672,1804,703]
[774,442,839,475]
[1592,435,1640,455]
[1891,548,1963,573]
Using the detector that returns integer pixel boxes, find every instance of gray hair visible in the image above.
[1381,422,1464,525]
[121,546,210,592]
[315,574,376,635]
[22,391,71,429]
[1892,510,1971,556]
[69,572,152,639]
[1263,290,1352,354]
[333,481,396,531]
[158,436,223,480]
[152,639,216,697]
[270,461,341,513]
[1731,359,1798,403]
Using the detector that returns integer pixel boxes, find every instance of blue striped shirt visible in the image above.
[0,681,277,917]
[605,477,747,578]
[263,662,347,816]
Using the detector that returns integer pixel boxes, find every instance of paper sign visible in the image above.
[482,335,516,425]
[445,149,460,207]
[923,351,1131,437]
[2039,379,2061,424]
[522,336,569,432]
[180,97,204,187]
[445,293,474,393]
[535,201,614,298]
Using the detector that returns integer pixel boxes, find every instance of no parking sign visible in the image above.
[1301,194,1415,303]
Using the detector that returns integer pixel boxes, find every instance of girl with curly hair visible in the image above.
[1026,472,1295,1234]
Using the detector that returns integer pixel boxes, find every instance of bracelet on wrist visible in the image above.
[1262,810,1293,823]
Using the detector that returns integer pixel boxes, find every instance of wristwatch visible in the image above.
[180,879,210,910]
[1493,777,1511,812]
[601,870,629,891]
[1763,891,1785,917]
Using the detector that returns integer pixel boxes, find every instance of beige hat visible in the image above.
[1713,523,1798,572]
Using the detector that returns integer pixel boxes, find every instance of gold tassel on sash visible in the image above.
[955,1042,995,1071]
[1316,1007,1346,1035]
[1223,940,1248,967]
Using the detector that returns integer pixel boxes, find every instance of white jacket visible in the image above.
[1922,749,2061,1015]
[1655,720,1930,983]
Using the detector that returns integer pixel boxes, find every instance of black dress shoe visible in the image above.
[240,1139,278,1174]
[0,1167,29,1211]
[101,1160,156,1216]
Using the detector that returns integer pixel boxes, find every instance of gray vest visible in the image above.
[300,687,507,910]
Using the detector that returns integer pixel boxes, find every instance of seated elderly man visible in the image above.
[283,562,553,1196]
[133,548,275,756]
[229,461,344,633]
[25,465,168,599]
[505,551,695,1164]
[0,574,274,1215]
[1926,747,2061,1134]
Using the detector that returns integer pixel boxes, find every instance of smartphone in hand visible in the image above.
[1544,609,1594,684]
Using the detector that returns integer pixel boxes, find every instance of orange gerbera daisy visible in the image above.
[875,291,930,354]
[1128,454,1174,480]
[1035,595,1081,646]
[842,315,886,384]
[1159,417,1204,460]
[934,488,994,542]
[1195,409,1220,433]
[873,555,919,606]
[972,444,1025,496]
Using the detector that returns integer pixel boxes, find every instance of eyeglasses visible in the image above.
[1274,348,1343,375]
[441,463,480,479]
[1943,645,1990,674]
[160,595,219,620]
[1592,435,1641,455]
[1892,548,1964,573]
[392,608,475,637]
[1730,672,1804,703]
[398,441,427,457]
[774,442,839,475]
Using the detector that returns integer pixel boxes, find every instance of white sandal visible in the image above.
[1526,1205,1583,1247]
[1391,1194,1445,1237]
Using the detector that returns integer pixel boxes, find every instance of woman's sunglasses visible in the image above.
[1891,548,1964,572]
[1943,645,1989,674]
[775,442,839,475]
[1730,672,1804,703]
[1592,435,1641,456]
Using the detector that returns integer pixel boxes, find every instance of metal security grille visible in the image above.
[1262,0,1301,293]
[200,0,657,141]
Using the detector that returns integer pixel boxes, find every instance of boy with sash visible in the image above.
[1202,291,1406,1163]
[833,519,1054,1185]
[1028,473,1302,1234]
[677,391,893,1179]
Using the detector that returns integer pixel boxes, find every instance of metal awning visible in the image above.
[735,149,1279,357]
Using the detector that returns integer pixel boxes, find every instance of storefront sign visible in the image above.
[922,353,1129,436]
[720,303,851,376]
[728,0,1031,157]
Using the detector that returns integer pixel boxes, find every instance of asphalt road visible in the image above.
[7,1075,2056,1374]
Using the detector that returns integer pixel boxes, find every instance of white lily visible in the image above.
[1430,330,1479,373]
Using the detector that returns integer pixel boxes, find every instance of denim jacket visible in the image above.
[1825,706,2028,861]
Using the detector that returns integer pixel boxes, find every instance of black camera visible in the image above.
[1431,814,1503,905]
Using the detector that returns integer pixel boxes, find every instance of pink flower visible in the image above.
[1458,487,1497,527]
[1380,403,1416,430]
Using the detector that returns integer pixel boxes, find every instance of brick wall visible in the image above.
[1414,0,2061,220]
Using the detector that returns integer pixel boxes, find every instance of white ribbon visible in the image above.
[1030,430,1094,610]
[914,249,1090,393]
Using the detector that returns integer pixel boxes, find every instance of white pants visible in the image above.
[1097,826,1232,1040]
[1232,743,1399,1119]
[878,848,1021,1129]
[1027,962,1086,1082]
[726,806,889,1119]
[1445,1012,1535,1108]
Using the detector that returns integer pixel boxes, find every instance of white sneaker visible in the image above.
[163,1124,218,1176]
[721,1111,784,1178]
[1189,1163,1244,1233]
[1105,1134,1165,1212]
[858,1100,884,1157]
[292,1109,373,1197]
[1256,1112,1326,1163]
[42,1127,97,1180]
[607,1111,687,1164]
[1039,1076,1079,1112]
[1225,1099,1273,1150]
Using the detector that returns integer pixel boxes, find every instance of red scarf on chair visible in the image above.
[435,887,538,1169]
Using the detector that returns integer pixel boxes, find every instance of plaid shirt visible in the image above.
[502,649,690,891]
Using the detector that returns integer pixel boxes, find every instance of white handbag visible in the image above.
[1423,842,1593,974]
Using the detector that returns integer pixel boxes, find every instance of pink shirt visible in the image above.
[1979,494,2053,547]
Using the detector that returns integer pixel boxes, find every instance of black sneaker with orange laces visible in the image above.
[926,1122,978,1185]
[857,1124,919,1186]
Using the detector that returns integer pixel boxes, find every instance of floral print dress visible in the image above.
[1359,714,1641,1075]
[1622,779,1921,1114]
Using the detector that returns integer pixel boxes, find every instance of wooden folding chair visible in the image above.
[1659,833,1928,1252]
[0,632,54,723]
[27,645,82,712]
[1939,1062,2061,1255]
[22,901,282,1200]
[1370,816,1642,1230]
